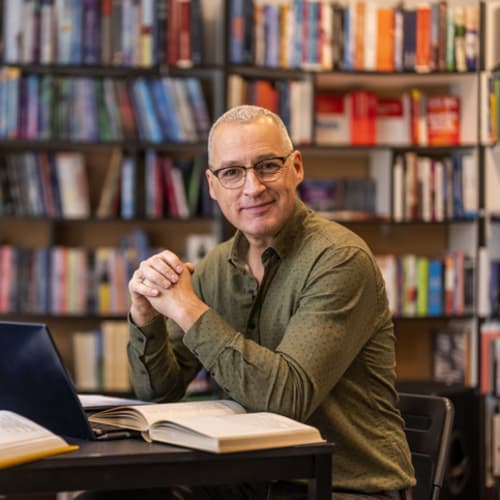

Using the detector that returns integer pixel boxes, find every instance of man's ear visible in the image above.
[205,169,217,200]
[292,151,305,185]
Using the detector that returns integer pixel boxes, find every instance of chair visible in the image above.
[398,392,455,500]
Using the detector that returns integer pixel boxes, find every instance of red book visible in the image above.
[177,0,193,68]
[426,95,460,146]
[348,90,377,145]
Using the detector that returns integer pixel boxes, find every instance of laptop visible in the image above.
[0,320,138,440]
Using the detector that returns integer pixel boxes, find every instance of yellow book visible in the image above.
[0,410,78,469]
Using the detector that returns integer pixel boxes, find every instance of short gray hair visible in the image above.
[207,105,293,165]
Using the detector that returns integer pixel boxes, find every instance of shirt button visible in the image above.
[137,336,144,343]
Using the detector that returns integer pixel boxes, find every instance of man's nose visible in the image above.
[243,169,266,192]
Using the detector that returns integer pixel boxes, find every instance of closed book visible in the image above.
[376,95,410,145]
[428,259,443,316]
[315,93,349,145]
[426,95,460,146]
[347,90,377,146]
[376,6,394,72]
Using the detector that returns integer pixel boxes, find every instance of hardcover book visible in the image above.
[89,399,324,454]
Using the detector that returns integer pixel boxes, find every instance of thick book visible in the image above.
[0,410,78,469]
[89,399,324,454]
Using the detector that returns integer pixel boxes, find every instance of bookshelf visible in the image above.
[1,0,500,495]
[0,0,226,396]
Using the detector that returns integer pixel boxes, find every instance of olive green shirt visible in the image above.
[128,199,415,493]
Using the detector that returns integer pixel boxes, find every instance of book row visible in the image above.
[0,68,211,143]
[228,75,463,147]
[0,151,214,219]
[2,0,204,68]
[432,323,471,386]
[376,250,474,318]
[73,321,131,393]
[228,0,480,73]
[315,89,461,147]
[299,177,376,216]
[227,74,313,145]
[72,321,213,395]
[392,151,477,222]
[0,229,153,315]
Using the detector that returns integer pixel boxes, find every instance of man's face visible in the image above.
[206,117,304,245]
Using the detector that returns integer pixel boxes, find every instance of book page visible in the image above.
[157,412,322,439]
[90,399,246,429]
[0,411,56,446]
[135,399,246,425]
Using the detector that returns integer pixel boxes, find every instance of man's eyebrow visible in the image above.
[218,153,280,169]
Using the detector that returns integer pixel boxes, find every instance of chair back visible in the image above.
[398,392,455,500]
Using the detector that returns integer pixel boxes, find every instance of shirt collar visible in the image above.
[228,198,310,267]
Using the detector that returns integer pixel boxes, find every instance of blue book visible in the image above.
[120,156,137,219]
[131,78,163,143]
[452,154,464,218]
[342,7,351,70]
[428,259,444,316]
[229,0,244,63]
[184,78,211,140]
[83,0,100,64]
[149,79,182,142]
[292,0,303,68]
[69,0,83,63]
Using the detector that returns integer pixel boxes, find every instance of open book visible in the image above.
[0,410,79,469]
[88,399,324,453]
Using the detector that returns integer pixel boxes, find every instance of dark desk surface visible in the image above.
[0,438,334,500]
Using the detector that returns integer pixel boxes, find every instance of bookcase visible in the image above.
[0,0,226,395]
[1,0,500,495]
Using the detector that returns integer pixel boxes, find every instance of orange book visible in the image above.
[354,1,365,70]
[376,7,394,71]
[253,80,279,113]
[415,4,431,72]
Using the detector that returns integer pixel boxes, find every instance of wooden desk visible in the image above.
[0,439,334,500]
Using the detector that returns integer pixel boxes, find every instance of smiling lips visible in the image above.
[241,200,275,212]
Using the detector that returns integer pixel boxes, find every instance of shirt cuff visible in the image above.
[128,313,167,356]
[183,308,238,369]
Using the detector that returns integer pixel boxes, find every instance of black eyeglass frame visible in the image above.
[209,150,295,189]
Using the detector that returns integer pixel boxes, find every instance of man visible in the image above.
[128,105,415,499]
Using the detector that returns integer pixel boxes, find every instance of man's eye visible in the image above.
[220,167,242,179]
[257,161,281,172]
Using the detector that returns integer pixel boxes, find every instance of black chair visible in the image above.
[398,392,455,500]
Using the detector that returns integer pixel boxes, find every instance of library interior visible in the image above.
[1,0,500,499]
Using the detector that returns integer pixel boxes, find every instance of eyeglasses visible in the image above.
[210,151,295,189]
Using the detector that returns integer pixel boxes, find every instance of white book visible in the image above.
[89,399,324,454]
[461,153,478,217]
[363,1,378,71]
[0,410,77,469]
[73,330,100,392]
[55,153,90,219]
[3,1,22,63]
[433,159,445,222]
[392,155,404,222]
[418,156,432,222]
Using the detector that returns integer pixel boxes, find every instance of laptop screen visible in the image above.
[0,321,94,439]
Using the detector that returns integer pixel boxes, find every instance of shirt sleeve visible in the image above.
[183,246,385,422]
[127,313,201,402]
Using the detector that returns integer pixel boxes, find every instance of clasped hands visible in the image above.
[129,249,209,332]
